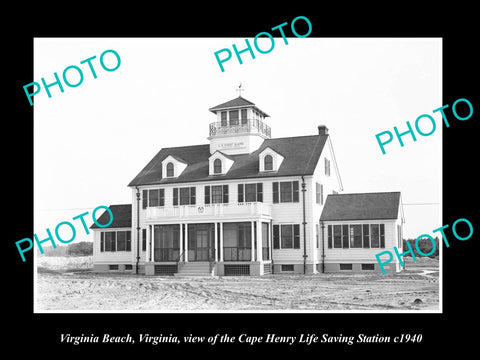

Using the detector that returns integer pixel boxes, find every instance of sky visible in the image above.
[33,37,442,243]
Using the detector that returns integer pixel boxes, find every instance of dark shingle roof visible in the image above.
[128,134,328,186]
[320,192,401,221]
[209,96,270,117]
[90,204,132,229]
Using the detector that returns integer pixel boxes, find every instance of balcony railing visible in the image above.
[146,202,272,221]
[209,118,271,138]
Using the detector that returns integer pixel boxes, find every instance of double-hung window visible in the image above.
[272,181,299,203]
[272,224,300,249]
[238,183,263,202]
[142,189,165,208]
[173,187,196,206]
[205,185,229,204]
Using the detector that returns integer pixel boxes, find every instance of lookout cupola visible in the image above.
[208,94,271,155]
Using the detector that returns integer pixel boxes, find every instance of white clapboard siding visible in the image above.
[92,228,134,263]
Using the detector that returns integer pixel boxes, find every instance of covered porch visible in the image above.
[144,219,273,276]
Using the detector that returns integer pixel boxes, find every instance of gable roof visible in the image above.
[90,204,132,229]
[164,154,188,164]
[209,96,270,117]
[210,150,235,161]
[259,145,286,158]
[320,192,402,221]
[128,134,328,187]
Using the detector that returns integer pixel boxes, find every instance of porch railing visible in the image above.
[154,248,180,262]
[223,247,252,261]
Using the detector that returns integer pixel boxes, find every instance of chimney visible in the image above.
[318,125,328,135]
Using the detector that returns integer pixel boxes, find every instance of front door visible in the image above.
[195,229,209,261]
[188,224,214,261]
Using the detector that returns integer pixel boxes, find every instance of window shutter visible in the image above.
[142,229,146,251]
[327,225,332,249]
[273,182,279,203]
[293,224,300,249]
[173,188,179,206]
[159,189,165,206]
[111,232,116,252]
[273,225,280,249]
[190,187,196,205]
[257,183,263,202]
[142,190,148,209]
[292,181,299,202]
[342,225,349,248]
[126,231,131,251]
[100,232,104,252]
[223,184,229,203]
[380,224,385,248]
[320,184,324,205]
[238,184,244,202]
[204,186,210,204]
[363,224,370,248]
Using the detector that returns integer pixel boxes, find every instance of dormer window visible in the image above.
[259,147,284,172]
[166,162,174,177]
[264,155,273,171]
[161,155,187,179]
[213,159,222,174]
[209,151,234,175]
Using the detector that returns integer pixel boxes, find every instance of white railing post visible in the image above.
[184,223,189,263]
[219,222,224,262]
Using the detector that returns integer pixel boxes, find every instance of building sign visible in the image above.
[217,141,246,150]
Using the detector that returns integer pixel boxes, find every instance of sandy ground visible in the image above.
[36,256,439,312]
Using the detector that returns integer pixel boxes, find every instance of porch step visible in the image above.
[174,262,213,276]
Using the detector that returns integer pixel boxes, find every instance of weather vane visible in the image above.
[236,83,244,97]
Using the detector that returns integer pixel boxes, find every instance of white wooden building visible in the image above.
[90,96,404,275]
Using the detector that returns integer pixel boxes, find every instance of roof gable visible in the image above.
[90,204,132,229]
[209,96,270,117]
[320,192,402,221]
[209,150,235,161]
[128,134,328,186]
[209,96,255,111]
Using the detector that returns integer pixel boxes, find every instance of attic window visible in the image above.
[166,162,174,177]
[213,159,222,174]
[264,155,273,171]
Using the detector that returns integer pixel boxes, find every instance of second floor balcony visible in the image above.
[146,202,272,221]
[209,118,271,138]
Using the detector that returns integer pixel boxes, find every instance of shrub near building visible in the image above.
[402,237,439,259]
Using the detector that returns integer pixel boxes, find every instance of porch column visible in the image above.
[269,220,273,261]
[179,223,183,261]
[256,220,262,262]
[150,225,155,262]
[184,223,189,262]
[214,222,218,262]
[251,221,255,261]
[219,222,224,261]
[146,225,151,262]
